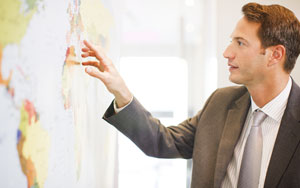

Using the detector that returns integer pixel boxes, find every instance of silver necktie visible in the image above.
[237,110,267,188]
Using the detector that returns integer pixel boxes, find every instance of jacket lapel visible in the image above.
[264,80,300,187]
[214,90,251,188]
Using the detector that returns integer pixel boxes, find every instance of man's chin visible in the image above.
[229,75,243,85]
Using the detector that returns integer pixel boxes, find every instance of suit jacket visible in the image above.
[103,81,300,188]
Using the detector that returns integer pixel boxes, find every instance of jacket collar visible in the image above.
[214,88,251,188]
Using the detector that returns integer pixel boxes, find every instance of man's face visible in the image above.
[223,17,268,86]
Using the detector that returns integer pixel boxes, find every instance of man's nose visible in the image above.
[223,45,234,60]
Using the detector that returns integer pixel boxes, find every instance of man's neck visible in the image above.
[246,75,290,108]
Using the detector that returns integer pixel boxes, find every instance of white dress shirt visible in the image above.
[221,77,292,188]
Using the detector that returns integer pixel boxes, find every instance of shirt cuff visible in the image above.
[113,96,134,113]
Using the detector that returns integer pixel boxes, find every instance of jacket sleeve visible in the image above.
[103,92,217,159]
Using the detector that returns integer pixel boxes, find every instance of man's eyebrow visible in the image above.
[232,37,248,42]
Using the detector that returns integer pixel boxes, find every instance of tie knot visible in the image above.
[252,110,267,127]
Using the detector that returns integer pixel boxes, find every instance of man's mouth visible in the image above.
[228,63,239,71]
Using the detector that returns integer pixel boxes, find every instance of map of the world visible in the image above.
[0,0,119,187]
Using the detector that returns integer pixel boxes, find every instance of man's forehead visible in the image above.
[230,17,261,41]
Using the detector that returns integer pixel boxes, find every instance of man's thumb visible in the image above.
[85,67,103,80]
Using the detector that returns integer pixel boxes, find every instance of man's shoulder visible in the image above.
[202,85,250,109]
[213,85,248,99]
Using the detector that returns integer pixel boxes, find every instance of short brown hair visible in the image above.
[242,3,300,73]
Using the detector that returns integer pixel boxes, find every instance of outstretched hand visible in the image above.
[81,40,132,108]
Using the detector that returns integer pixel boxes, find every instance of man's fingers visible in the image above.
[81,47,96,57]
[83,40,95,50]
[81,52,96,58]
[85,67,104,80]
[82,61,105,72]
[81,47,90,52]
[82,40,113,70]
[82,61,99,67]
[83,40,106,62]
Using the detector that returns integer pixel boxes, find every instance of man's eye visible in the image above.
[237,41,244,46]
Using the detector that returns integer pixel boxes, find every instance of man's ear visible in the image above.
[267,45,286,67]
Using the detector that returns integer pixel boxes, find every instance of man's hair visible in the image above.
[242,3,300,73]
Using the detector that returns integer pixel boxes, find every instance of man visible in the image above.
[81,3,300,188]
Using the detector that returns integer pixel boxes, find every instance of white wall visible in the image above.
[216,0,300,88]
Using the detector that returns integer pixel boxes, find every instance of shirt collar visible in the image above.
[251,77,292,122]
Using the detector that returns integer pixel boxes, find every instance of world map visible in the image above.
[0,0,119,187]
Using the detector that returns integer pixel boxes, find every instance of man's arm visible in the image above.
[104,96,198,159]
[81,40,197,158]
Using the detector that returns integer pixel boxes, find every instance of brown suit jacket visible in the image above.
[104,81,300,188]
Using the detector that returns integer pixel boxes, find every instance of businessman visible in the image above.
[81,3,300,188]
